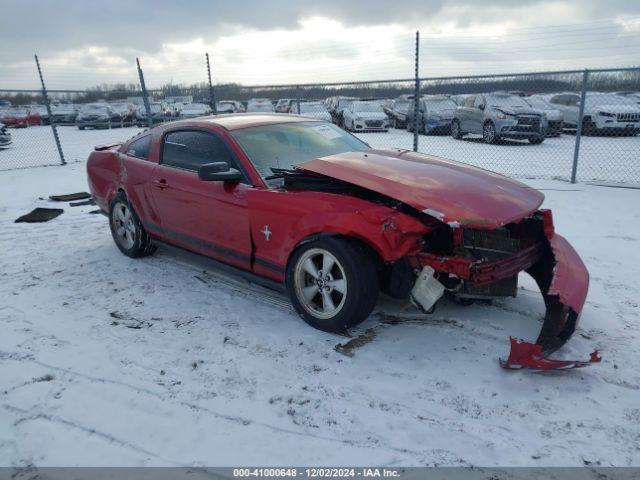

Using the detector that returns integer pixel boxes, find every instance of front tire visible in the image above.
[529,136,545,144]
[286,237,379,333]
[483,121,497,144]
[451,119,463,139]
[109,193,157,258]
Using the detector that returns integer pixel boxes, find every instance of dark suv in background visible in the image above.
[451,93,548,144]
[407,95,457,134]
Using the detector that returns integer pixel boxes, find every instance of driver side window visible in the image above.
[161,130,241,174]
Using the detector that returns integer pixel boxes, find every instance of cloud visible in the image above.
[0,0,639,89]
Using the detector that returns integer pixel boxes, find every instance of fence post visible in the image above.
[295,86,301,114]
[206,53,217,114]
[412,31,420,152]
[136,58,153,128]
[571,69,589,183]
[34,54,65,165]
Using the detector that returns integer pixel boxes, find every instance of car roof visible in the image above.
[192,113,321,131]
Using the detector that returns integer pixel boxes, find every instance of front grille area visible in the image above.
[616,112,640,122]
[513,115,541,132]
[459,228,521,298]
[365,120,383,127]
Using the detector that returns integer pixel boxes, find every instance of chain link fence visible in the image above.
[1,52,639,186]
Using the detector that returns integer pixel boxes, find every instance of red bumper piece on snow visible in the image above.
[500,337,601,370]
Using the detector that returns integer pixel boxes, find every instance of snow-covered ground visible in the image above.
[1,125,639,185]
[0,130,639,467]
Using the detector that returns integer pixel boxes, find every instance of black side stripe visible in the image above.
[141,220,285,274]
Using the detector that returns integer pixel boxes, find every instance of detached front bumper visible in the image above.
[414,211,589,354]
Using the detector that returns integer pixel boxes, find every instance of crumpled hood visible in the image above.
[295,149,544,228]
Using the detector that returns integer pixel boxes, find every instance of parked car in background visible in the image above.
[29,105,50,125]
[549,92,640,136]
[76,104,121,130]
[383,98,411,128]
[0,100,11,108]
[275,99,296,113]
[298,101,331,121]
[452,93,547,144]
[180,103,212,118]
[0,123,12,148]
[0,107,41,128]
[51,104,78,124]
[246,98,275,113]
[523,96,564,136]
[342,101,389,132]
[407,95,457,134]
[328,96,357,127]
[216,100,244,113]
[109,102,136,125]
[135,102,169,126]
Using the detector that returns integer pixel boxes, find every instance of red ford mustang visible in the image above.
[87,114,591,367]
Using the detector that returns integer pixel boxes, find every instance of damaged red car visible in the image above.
[87,114,590,363]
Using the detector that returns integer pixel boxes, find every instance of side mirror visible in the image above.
[198,162,242,182]
[478,103,485,111]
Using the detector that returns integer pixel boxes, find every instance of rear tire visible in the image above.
[286,237,379,333]
[109,193,157,258]
[451,119,463,139]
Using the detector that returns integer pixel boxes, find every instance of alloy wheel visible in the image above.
[112,202,136,250]
[293,248,347,319]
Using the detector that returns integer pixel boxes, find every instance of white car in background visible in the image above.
[342,100,389,132]
[524,95,564,136]
[216,100,244,113]
[179,102,212,118]
[298,101,331,121]
[246,98,275,113]
[549,92,640,136]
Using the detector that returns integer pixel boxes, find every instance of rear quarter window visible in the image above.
[126,135,152,159]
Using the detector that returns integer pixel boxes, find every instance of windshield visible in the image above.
[393,101,410,112]
[353,102,383,113]
[424,99,456,111]
[337,99,354,109]
[231,121,368,181]
[299,103,327,113]
[81,105,108,114]
[487,94,530,109]
[524,97,552,109]
[247,102,274,112]
[183,103,207,112]
[54,105,75,113]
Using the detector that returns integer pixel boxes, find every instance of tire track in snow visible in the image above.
[2,404,164,461]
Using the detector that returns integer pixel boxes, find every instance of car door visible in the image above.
[150,128,252,271]
[468,95,486,134]
[459,95,475,131]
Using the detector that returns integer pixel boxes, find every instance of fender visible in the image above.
[247,188,430,281]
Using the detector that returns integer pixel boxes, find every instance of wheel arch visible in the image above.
[286,232,385,278]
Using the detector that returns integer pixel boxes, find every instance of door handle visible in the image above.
[153,179,169,189]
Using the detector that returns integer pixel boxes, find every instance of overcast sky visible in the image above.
[1,0,639,90]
